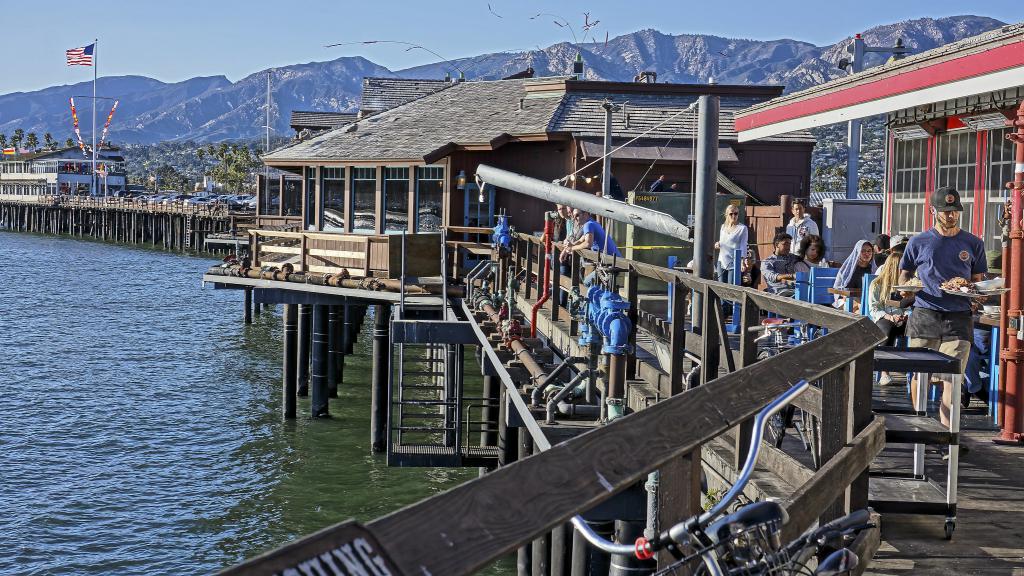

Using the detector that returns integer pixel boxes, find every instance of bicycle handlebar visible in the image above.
[635,380,810,559]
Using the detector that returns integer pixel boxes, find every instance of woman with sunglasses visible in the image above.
[714,205,748,284]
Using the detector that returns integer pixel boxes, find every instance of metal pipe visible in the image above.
[475,165,691,241]
[531,355,576,406]
[546,370,592,424]
[996,100,1024,444]
[482,302,546,382]
[693,94,719,282]
[607,353,627,421]
[530,214,555,338]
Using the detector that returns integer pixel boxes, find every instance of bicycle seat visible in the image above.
[705,501,789,545]
[761,318,790,327]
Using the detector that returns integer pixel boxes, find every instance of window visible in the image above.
[935,130,977,233]
[261,175,280,216]
[322,167,345,231]
[890,137,928,235]
[415,166,444,232]
[282,177,302,217]
[985,128,1015,252]
[351,167,377,233]
[383,167,410,232]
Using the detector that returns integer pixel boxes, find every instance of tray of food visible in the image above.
[940,277,1009,298]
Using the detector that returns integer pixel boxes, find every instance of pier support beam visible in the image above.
[370,304,391,453]
[297,304,311,396]
[282,304,298,419]
[311,304,330,418]
[328,305,341,398]
[243,287,253,324]
[481,374,498,447]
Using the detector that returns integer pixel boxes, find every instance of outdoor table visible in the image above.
[828,287,860,312]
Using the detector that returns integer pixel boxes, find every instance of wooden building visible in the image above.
[260,77,816,234]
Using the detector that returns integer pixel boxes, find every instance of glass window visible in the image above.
[351,167,377,233]
[985,128,1015,252]
[935,130,977,233]
[890,137,928,235]
[383,167,410,232]
[322,167,345,231]
[415,166,444,232]
[261,175,280,216]
[282,177,302,217]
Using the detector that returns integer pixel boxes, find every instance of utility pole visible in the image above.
[840,34,907,199]
[601,100,622,200]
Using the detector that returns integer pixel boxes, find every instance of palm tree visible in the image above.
[44,133,55,150]
[25,132,39,151]
[0,134,7,149]
[12,128,24,150]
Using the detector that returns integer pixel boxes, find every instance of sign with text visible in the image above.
[219,520,402,576]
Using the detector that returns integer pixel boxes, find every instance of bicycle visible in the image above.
[572,380,874,575]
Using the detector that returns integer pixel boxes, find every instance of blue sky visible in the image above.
[0,0,1018,94]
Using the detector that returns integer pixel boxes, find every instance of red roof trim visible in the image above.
[736,40,1024,133]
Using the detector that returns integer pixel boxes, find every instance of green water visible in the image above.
[0,230,511,575]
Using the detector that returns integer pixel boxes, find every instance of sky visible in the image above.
[0,0,1018,95]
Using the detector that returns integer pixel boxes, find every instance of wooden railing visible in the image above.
[223,234,886,576]
[0,193,235,216]
[251,229,442,279]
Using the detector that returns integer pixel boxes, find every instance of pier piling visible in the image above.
[328,306,340,398]
[297,305,311,396]
[370,304,391,453]
[311,304,330,418]
[282,304,298,419]
[243,287,253,324]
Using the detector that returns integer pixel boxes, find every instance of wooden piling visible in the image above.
[243,287,253,324]
[311,304,330,418]
[370,304,391,453]
[297,304,311,396]
[328,305,340,398]
[282,304,298,419]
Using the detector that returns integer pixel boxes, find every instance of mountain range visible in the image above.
[0,15,1007,145]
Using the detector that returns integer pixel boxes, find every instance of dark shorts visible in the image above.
[906,308,973,341]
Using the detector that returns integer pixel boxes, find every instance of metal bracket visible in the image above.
[1000,348,1024,362]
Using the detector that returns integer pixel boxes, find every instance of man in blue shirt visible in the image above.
[563,209,622,258]
[899,186,987,427]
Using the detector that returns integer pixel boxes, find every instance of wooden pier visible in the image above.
[0,194,246,252]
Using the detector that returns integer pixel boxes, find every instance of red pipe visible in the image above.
[530,215,554,338]
[995,100,1024,445]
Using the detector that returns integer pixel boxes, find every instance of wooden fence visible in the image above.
[251,229,442,279]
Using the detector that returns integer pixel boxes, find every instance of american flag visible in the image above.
[66,43,95,66]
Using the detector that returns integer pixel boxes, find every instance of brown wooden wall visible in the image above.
[725,142,814,205]
[448,141,575,235]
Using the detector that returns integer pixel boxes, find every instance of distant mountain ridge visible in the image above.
[0,15,1006,144]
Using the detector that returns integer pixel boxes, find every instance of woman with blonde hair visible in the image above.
[868,240,911,384]
[715,204,747,284]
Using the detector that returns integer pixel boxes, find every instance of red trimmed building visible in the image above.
[736,23,1024,253]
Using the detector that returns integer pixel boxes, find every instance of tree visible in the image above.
[153,164,189,192]
[44,133,55,150]
[25,132,39,151]
[0,134,6,149]
[12,128,24,150]
[204,143,262,192]
[65,138,75,148]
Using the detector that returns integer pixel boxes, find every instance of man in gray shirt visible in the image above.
[762,232,799,297]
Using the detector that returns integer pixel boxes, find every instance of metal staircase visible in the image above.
[386,231,499,467]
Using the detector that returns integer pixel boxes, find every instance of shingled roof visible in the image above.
[359,77,453,116]
[289,111,358,131]
[266,78,564,164]
[264,78,815,165]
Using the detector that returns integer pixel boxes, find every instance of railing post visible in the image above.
[625,268,639,379]
[849,351,874,511]
[734,294,762,470]
[300,233,308,272]
[819,361,852,523]
[569,252,580,336]
[524,241,534,300]
[699,287,720,387]
[550,245,560,321]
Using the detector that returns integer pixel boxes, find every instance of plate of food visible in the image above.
[894,278,924,293]
[940,276,1010,298]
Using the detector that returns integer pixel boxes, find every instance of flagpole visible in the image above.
[92,38,98,196]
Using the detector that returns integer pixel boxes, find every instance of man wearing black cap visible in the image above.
[899,186,987,427]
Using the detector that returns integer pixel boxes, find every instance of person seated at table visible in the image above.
[794,234,836,275]
[867,246,911,385]
[740,248,762,289]
[832,239,876,312]
[762,232,799,297]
